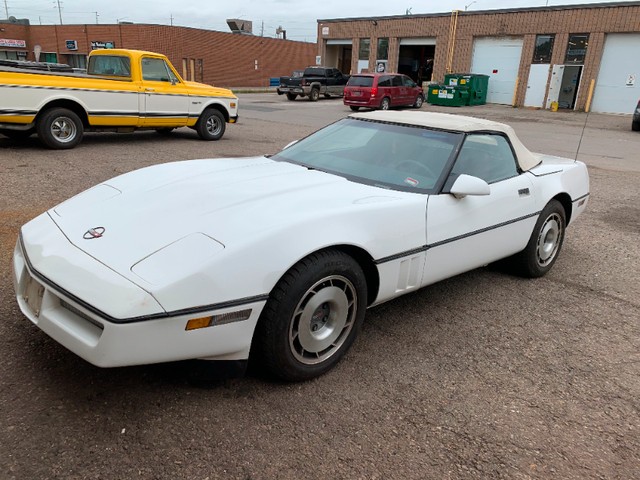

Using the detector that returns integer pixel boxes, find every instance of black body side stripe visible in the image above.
[19,234,268,325]
[572,192,590,203]
[374,211,541,265]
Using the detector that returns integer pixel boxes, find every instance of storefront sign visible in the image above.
[66,40,78,50]
[91,41,115,50]
[0,38,26,48]
[322,27,329,36]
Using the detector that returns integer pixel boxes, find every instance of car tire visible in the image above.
[155,128,175,135]
[632,120,640,131]
[286,93,297,101]
[379,97,391,110]
[349,106,360,112]
[413,94,424,109]
[512,200,566,278]
[36,108,83,149]
[196,109,225,141]
[309,88,320,102]
[253,249,368,382]
[0,128,34,140]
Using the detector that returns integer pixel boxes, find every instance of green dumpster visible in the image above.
[427,74,489,106]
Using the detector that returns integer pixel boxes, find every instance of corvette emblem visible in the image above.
[83,227,105,239]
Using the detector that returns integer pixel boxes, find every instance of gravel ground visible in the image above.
[0,98,639,479]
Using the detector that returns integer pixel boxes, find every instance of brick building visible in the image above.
[0,23,316,87]
[317,1,640,114]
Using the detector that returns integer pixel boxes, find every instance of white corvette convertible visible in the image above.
[13,111,589,381]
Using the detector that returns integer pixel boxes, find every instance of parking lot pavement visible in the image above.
[1,97,639,479]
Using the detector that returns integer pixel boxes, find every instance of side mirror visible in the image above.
[449,174,490,199]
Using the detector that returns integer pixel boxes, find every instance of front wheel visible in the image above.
[309,88,320,102]
[36,108,83,149]
[512,200,566,277]
[196,109,225,141]
[413,94,424,109]
[253,250,367,381]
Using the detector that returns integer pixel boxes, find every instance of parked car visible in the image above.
[633,99,640,131]
[344,73,424,111]
[14,111,589,382]
[278,66,350,101]
[0,49,238,149]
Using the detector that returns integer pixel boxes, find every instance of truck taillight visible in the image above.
[371,87,378,97]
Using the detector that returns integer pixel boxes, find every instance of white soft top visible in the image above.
[350,111,541,171]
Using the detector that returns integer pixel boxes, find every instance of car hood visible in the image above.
[184,80,236,99]
[49,156,403,284]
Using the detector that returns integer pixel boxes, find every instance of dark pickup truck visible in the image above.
[277,66,350,101]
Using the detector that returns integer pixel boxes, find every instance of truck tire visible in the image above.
[196,109,225,141]
[37,108,83,149]
[286,93,297,101]
[309,88,320,102]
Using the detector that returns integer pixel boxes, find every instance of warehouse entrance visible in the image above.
[325,40,353,74]
[398,38,435,85]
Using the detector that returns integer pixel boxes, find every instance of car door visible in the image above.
[421,133,537,286]
[402,76,419,105]
[390,75,405,106]
[140,56,190,127]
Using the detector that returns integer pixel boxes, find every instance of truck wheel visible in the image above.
[309,88,320,102]
[196,109,225,141]
[286,93,297,101]
[37,108,83,149]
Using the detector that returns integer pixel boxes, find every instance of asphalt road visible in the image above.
[1,95,639,480]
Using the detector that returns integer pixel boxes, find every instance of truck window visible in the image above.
[87,55,131,78]
[141,57,179,83]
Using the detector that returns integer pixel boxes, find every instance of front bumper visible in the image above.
[13,218,265,368]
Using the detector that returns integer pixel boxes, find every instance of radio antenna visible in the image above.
[574,107,590,162]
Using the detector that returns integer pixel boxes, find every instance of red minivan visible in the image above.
[343,73,424,111]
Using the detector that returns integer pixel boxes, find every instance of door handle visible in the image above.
[145,88,155,92]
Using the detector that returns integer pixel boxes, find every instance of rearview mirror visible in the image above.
[449,174,490,199]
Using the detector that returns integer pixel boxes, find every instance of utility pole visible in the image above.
[94,11,99,24]
[260,21,264,37]
[170,14,173,26]
[4,0,8,19]
[55,0,63,24]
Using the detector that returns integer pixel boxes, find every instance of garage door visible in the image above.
[471,37,524,105]
[590,33,640,114]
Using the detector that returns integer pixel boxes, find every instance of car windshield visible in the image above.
[272,118,462,193]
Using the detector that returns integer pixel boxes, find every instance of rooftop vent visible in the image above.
[226,19,253,35]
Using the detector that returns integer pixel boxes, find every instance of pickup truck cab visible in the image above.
[277,66,349,102]
[0,49,238,149]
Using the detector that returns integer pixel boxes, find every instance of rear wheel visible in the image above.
[512,200,566,277]
[309,88,320,102]
[379,97,390,110]
[196,109,225,141]
[349,106,360,112]
[413,94,424,108]
[37,107,83,149]
[253,250,367,381]
[286,93,297,101]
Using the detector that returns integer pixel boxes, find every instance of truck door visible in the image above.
[140,56,190,127]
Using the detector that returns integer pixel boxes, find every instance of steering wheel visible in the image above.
[396,159,436,178]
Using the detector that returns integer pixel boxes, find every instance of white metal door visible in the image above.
[591,33,640,114]
[470,37,523,104]
[545,65,565,109]
[524,64,550,107]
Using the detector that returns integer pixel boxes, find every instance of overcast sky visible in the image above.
[6,0,635,42]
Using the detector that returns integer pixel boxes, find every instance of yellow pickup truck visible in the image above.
[0,49,238,149]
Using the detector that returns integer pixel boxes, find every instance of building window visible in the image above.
[182,58,188,80]
[64,54,87,69]
[42,52,58,63]
[377,38,389,60]
[565,33,589,64]
[359,39,370,60]
[532,34,554,64]
[189,58,195,81]
[0,50,26,60]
